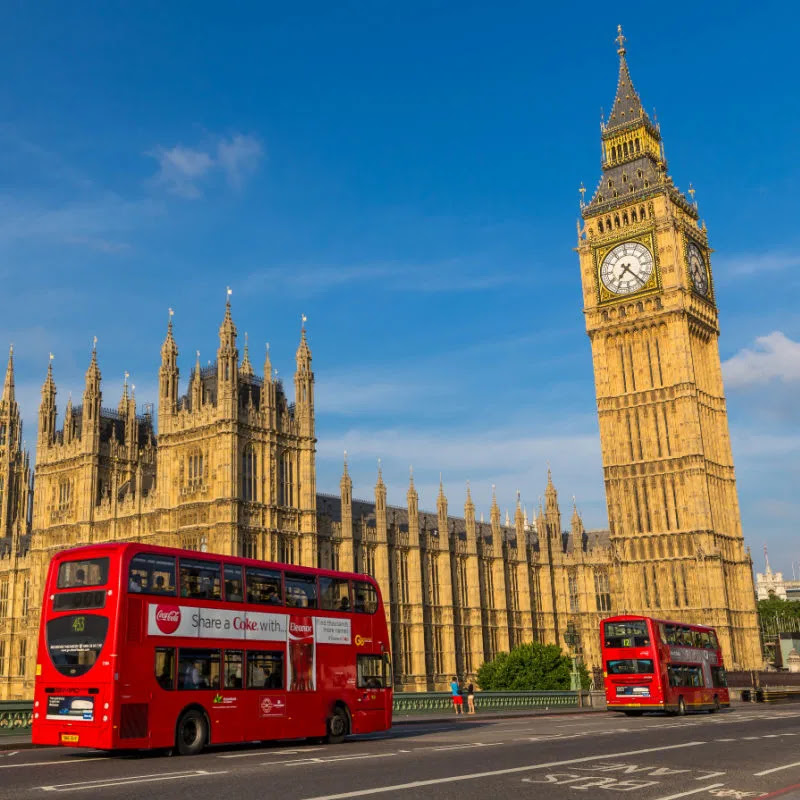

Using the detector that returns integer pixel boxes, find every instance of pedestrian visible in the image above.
[450,675,463,715]
[466,681,476,714]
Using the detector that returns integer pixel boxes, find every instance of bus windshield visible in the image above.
[57,558,109,589]
[604,620,650,648]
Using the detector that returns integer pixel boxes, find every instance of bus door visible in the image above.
[240,647,287,741]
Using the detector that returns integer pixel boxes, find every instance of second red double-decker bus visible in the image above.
[32,543,392,754]
[601,615,730,715]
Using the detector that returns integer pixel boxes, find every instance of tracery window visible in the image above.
[187,450,204,490]
[594,570,612,612]
[568,570,580,613]
[58,479,72,511]
[242,445,258,502]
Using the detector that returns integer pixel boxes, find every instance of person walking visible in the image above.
[450,676,463,715]
[466,681,476,714]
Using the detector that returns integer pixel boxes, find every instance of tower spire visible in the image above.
[2,345,14,405]
[241,332,254,376]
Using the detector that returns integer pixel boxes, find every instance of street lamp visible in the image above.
[564,622,582,691]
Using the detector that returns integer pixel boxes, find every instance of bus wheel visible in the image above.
[677,697,687,716]
[176,710,207,756]
[326,706,349,745]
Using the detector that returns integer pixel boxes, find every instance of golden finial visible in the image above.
[92,335,98,351]
[226,286,232,299]
[49,352,54,362]
[168,307,174,318]
[301,313,307,330]
[579,182,586,209]
[616,24,626,56]
[688,182,696,203]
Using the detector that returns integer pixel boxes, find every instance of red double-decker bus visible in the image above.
[601,615,730,716]
[32,543,392,754]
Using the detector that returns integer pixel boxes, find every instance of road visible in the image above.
[3,706,800,799]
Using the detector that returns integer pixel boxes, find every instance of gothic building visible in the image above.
[0,29,762,699]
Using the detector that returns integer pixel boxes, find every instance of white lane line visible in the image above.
[41,770,228,792]
[300,740,708,799]
[754,760,800,776]
[279,753,397,767]
[650,785,725,800]
[432,743,503,751]
[219,747,323,759]
[0,757,98,770]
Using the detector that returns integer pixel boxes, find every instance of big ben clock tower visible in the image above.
[577,27,761,668]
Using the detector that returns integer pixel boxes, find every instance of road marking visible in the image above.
[0,757,98,770]
[41,770,228,792]
[755,761,800,776]
[716,738,736,742]
[300,740,708,799]
[1,751,19,757]
[278,753,397,766]
[651,785,725,799]
[432,742,503,751]
[219,747,323,759]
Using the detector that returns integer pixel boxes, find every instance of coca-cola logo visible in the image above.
[155,605,181,634]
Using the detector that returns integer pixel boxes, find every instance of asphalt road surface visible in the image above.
[4,706,800,799]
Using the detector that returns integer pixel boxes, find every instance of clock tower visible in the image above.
[576,28,761,668]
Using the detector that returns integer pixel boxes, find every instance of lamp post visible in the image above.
[564,622,582,691]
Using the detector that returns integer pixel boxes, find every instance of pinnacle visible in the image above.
[241,332,254,376]
[2,344,15,405]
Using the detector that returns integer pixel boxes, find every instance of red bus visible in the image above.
[601,615,730,716]
[32,542,392,754]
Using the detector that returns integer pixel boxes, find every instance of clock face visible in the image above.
[600,242,654,295]
[687,242,709,295]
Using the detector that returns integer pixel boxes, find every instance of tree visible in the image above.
[758,595,800,637]
[476,642,591,691]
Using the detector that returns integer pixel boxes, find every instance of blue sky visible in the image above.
[1,2,799,575]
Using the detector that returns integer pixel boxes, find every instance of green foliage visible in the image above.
[758,595,800,624]
[476,642,591,691]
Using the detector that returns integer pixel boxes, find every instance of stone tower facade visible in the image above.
[575,28,761,668]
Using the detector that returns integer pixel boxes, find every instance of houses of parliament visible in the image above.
[0,30,762,699]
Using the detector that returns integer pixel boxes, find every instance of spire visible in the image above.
[376,458,384,487]
[490,485,500,527]
[264,343,272,384]
[340,449,352,503]
[296,314,311,367]
[571,496,582,527]
[605,25,650,133]
[764,544,772,575]
[2,345,14,405]
[86,337,100,384]
[161,308,178,362]
[119,371,130,414]
[42,354,56,401]
[437,472,445,503]
[545,466,558,507]
[241,332,254,376]
[342,449,349,477]
[219,287,237,344]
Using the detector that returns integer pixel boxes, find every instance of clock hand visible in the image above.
[619,262,645,286]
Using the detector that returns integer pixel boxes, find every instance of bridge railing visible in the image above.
[0,701,33,735]
[392,690,584,715]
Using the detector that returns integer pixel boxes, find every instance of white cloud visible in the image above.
[148,144,215,198]
[217,134,263,189]
[241,259,523,297]
[722,331,800,388]
[720,251,800,277]
[148,134,263,198]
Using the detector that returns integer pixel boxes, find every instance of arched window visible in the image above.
[0,423,6,445]
[0,477,4,513]
[242,445,258,502]
[58,479,72,511]
[623,141,628,157]
[635,138,641,152]
[639,205,646,219]
[623,212,629,225]
[598,220,604,233]
[631,208,637,222]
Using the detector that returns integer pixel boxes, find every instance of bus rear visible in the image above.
[602,615,666,714]
[32,545,122,748]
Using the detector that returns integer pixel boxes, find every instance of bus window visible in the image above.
[247,651,283,689]
[57,558,109,589]
[668,664,703,687]
[357,655,386,688]
[711,667,727,688]
[319,577,350,611]
[246,567,282,605]
[224,650,243,689]
[178,649,220,690]
[709,631,719,650]
[46,614,109,677]
[700,631,711,649]
[603,620,649,648]
[664,625,677,645]
[353,581,378,614]
[285,573,317,608]
[155,648,175,690]
[606,659,654,674]
[224,565,244,603]
[129,554,176,596]
[179,560,221,600]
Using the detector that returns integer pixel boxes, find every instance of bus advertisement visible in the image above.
[32,543,392,754]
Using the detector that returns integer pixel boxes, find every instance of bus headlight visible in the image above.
[104,703,109,710]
